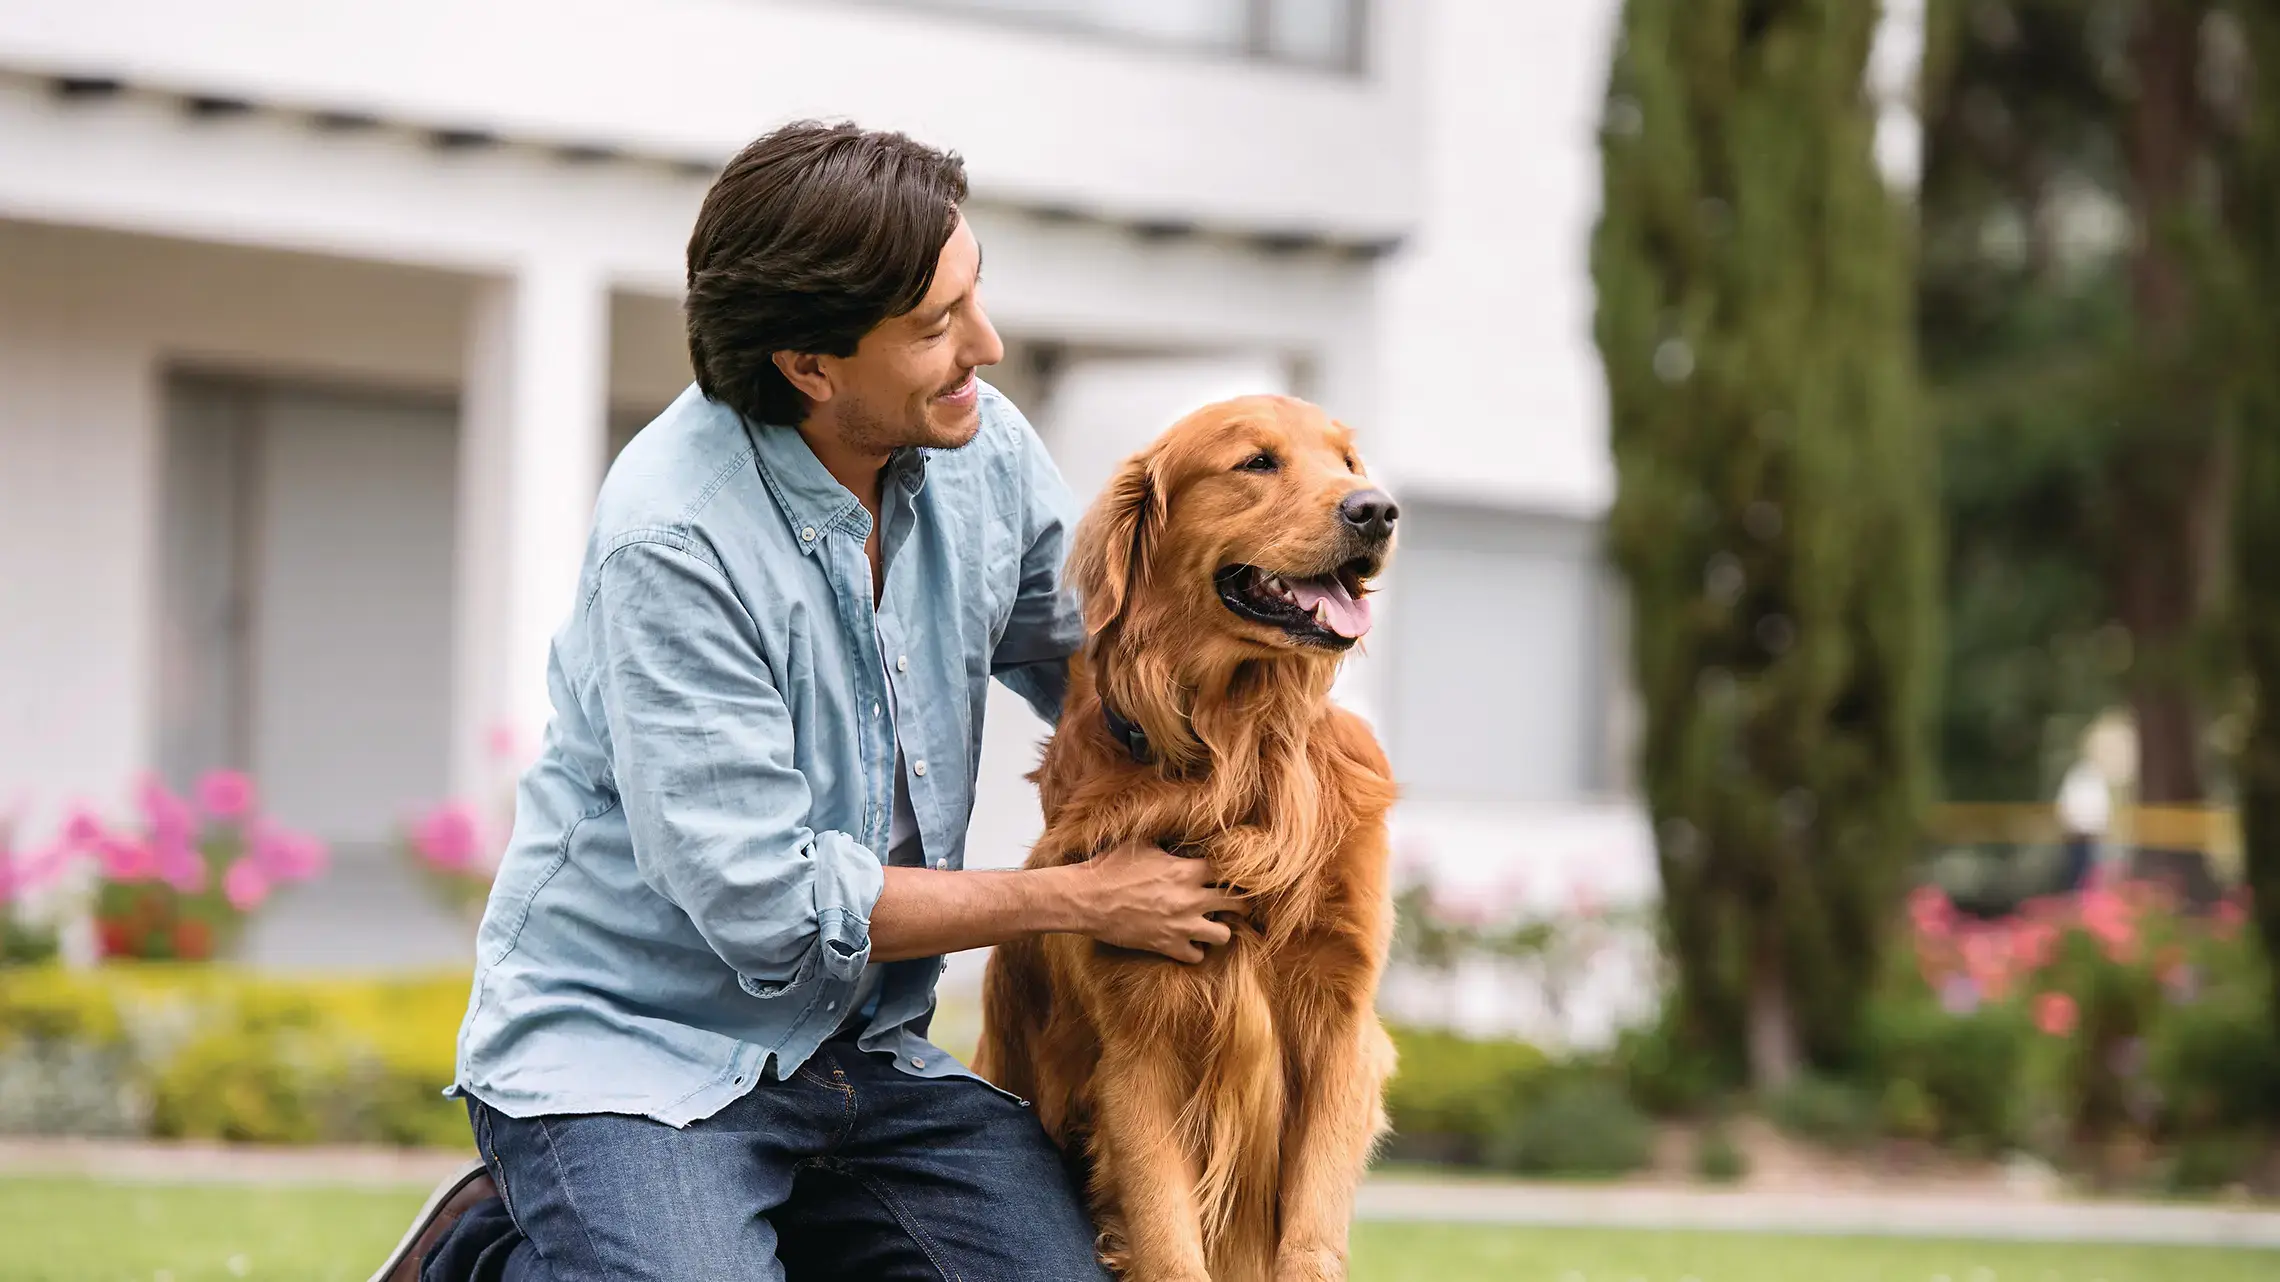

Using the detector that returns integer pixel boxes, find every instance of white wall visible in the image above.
[1372,0,1621,516]
[0,261,159,833]
[0,0,1421,242]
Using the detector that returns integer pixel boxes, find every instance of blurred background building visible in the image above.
[0,0,1648,1036]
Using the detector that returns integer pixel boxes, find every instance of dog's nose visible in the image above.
[1339,489,1399,540]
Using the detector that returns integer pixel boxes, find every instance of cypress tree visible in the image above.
[1594,0,1936,1086]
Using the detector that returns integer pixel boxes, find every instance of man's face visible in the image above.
[818,214,1004,454]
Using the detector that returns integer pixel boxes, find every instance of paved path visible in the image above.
[1356,1177,2280,1249]
[5,1138,2277,1248]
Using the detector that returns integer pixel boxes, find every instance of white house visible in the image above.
[0,0,1655,1028]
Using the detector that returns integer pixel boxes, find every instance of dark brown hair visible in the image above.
[685,121,968,426]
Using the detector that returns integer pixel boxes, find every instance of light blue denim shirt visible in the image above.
[453,381,1081,1126]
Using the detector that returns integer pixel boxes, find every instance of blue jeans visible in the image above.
[427,1038,1108,1281]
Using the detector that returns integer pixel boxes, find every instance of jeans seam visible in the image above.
[475,1106,519,1228]
[533,1116,606,1272]
[825,1157,957,1282]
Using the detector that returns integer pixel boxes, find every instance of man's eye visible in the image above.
[1236,452,1279,473]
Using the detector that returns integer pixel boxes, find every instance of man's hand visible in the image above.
[866,838,1247,965]
[1074,838,1247,963]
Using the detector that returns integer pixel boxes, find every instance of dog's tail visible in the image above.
[1185,950,1283,1279]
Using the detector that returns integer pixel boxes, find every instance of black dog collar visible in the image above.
[1101,699,1155,766]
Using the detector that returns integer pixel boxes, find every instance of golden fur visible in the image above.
[976,395,1400,1282]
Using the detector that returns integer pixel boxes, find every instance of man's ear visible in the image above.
[771,350,835,406]
[1069,449,1164,635]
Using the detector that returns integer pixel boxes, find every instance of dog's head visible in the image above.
[1070,395,1395,662]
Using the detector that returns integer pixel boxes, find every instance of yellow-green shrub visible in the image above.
[0,964,469,1148]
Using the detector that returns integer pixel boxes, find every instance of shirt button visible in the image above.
[910,1056,926,1069]
[801,526,816,542]
[871,701,881,717]
[896,654,908,672]
[824,1000,837,1012]
[913,760,927,777]
[933,859,947,870]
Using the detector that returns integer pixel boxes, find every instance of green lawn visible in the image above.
[1,1177,2273,1282]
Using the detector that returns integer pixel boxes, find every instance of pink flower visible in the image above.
[136,775,194,834]
[2212,897,2248,940]
[1960,929,2016,998]
[2035,991,2078,1038]
[2078,888,2138,961]
[1908,885,1956,940]
[156,844,208,894]
[2008,919,2059,974]
[60,807,104,851]
[9,840,72,900]
[249,822,326,882]
[97,835,157,881]
[1569,880,1603,921]
[134,776,205,891]
[195,770,256,820]
[412,803,484,872]
[1429,886,1497,931]
[222,856,270,911]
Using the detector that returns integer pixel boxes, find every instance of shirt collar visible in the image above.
[741,415,932,553]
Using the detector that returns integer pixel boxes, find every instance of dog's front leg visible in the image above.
[1090,1041,1212,1282]
[1272,993,1396,1282]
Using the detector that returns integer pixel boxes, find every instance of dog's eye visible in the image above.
[1343,454,1359,472]
[1235,452,1279,474]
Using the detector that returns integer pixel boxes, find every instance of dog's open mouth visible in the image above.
[1215,561,1376,648]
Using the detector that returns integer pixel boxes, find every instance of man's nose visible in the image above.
[965,306,1006,369]
[1338,489,1399,541]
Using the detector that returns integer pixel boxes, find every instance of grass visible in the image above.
[0,1178,423,1281]
[1351,1221,2280,1282]
[1,1177,2274,1282]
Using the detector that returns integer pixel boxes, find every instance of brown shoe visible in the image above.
[368,1158,497,1282]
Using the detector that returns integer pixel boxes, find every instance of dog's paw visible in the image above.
[1272,1244,1347,1282]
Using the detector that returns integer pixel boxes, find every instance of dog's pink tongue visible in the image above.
[1288,576,1372,639]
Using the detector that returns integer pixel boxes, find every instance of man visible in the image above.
[2054,753,2110,894]
[377,121,1244,1282]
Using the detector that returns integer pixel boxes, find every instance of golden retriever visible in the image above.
[976,395,1401,1282]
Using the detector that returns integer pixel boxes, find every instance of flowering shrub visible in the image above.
[0,812,68,965]
[1890,875,2276,1185]
[398,799,498,917]
[1392,876,1647,1025]
[18,773,329,963]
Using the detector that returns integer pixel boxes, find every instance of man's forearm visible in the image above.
[867,863,1096,963]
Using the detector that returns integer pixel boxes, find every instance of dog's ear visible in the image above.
[1069,449,1164,634]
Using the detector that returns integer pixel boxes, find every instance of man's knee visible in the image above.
[476,1108,786,1281]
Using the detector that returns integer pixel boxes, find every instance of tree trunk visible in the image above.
[2116,0,2218,805]
[1746,929,1800,1092]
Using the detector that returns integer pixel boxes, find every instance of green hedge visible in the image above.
[0,965,468,1148]
[3,973,1632,1175]
[1381,1027,1655,1178]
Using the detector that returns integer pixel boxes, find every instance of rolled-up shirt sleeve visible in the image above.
[586,535,881,1013]
[990,410,1085,724]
